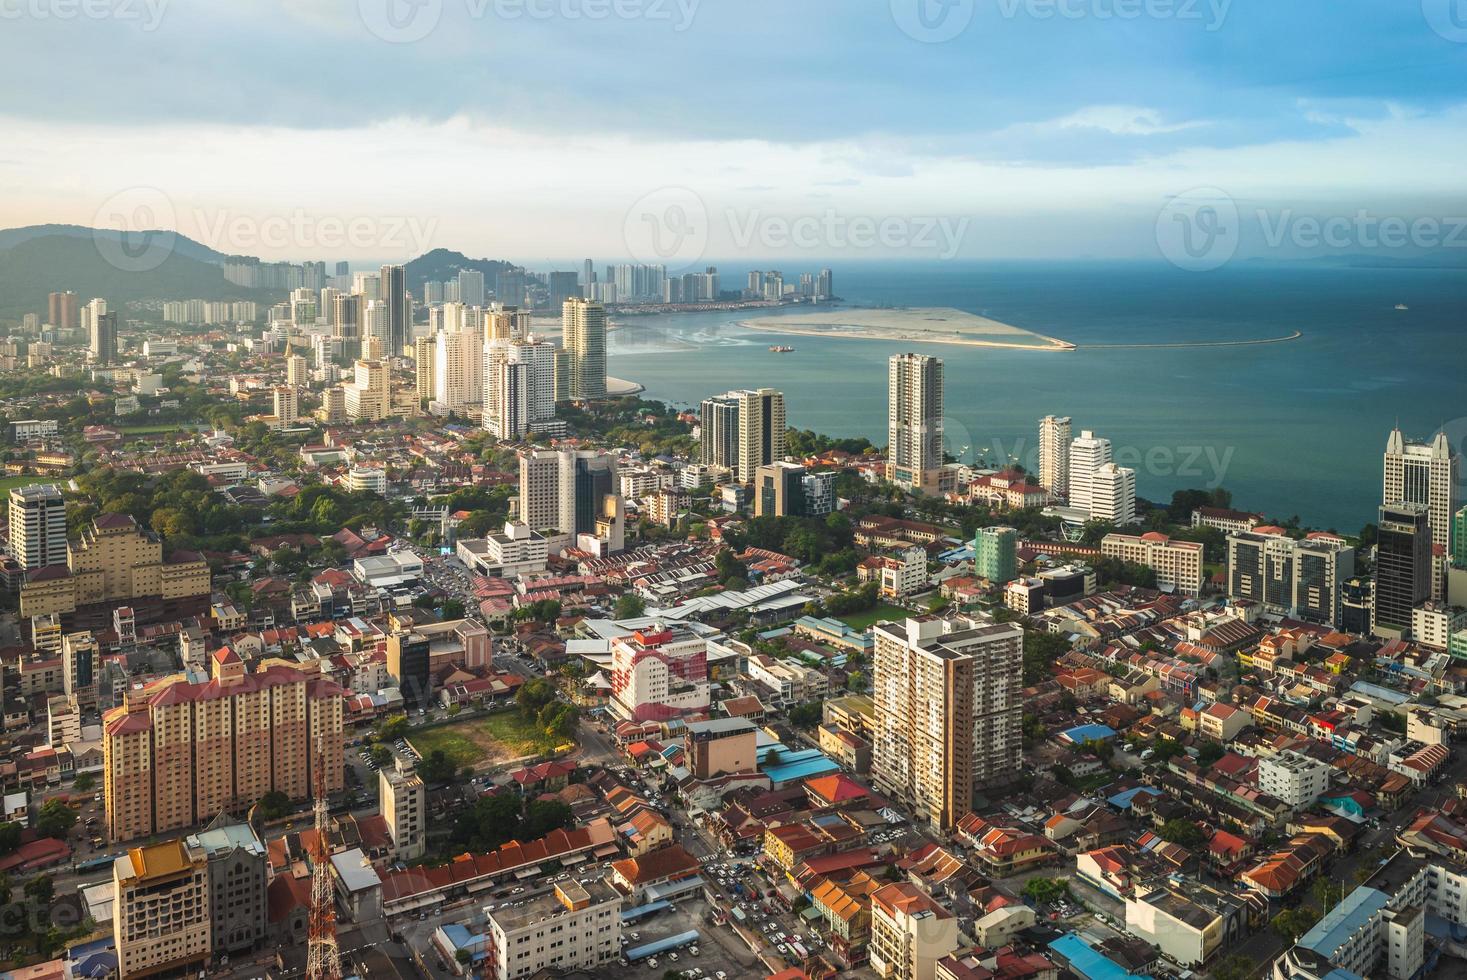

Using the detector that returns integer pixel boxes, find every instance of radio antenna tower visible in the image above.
[305,739,341,980]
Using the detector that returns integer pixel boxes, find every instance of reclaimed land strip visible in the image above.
[740,306,1076,351]
[1078,330,1303,350]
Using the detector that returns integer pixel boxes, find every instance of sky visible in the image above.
[3,0,1467,266]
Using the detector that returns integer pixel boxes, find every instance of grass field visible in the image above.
[408,711,569,769]
[0,474,62,494]
[837,604,910,630]
[121,423,195,435]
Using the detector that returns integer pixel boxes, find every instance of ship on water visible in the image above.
[768,345,795,353]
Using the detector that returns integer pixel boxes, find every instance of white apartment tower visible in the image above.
[1384,427,1459,553]
[1067,430,1113,513]
[871,616,1023,830]
[9,484,67,571]
[1090,462,1137,525]
[1039,415,1072,500]
[433,329,484,412]
[887,353,945,494]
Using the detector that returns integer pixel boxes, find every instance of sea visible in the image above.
[605,259,1467,533]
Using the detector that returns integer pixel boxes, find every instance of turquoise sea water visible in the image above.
[607,260,1467,533]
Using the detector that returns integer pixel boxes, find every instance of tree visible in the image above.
[73,773,96,793]
[34,799,77,840]
[0,822,21,855]
[1196,741,1226,767]
[846,671,867,692]
[1210,954,1256,980]
[1158,819,1206,848]
[788,702,823,728]
[614,593,647,619]
[516,678,558,720]
[378,714,410,741]
[1022,877,1070,905]
[442,598,465,619]
[522,799,574,839]
[256,790,292,820]
[418,750,460,785]
[1270,906,1319,943]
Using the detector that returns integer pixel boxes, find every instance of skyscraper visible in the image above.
[332,294,360,339]
[413,336,436,407]
[1374,502,1431,634]
[886,353,944,494]
[9,484,66,571]
[1090,462,1137,525]
[91,311,118,365]
[1038,415,1072,500]
[549,271,579,307]
[485,340,557,439]
[816,268,833,302]
[732,388,786,483]
[378,264,408,355]
[871,617,1023,829]
[562,298,607,401]
[1383,427,1459,554]
[1454,505,1467,569]
[699,394,740,471]
[457,269,485,307]
[516,448,624,554]
[432,328,483,412]
[1067,430,1112,514]
[48,290,78,330]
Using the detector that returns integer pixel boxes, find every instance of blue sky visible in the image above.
[4,0,1467,263]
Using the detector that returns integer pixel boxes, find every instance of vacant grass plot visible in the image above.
[408,711,570,768]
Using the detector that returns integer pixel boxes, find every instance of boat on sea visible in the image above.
[768,345,795,353]
[1396,304,1409,311]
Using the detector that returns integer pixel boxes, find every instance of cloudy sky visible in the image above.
[4,0,1467,265]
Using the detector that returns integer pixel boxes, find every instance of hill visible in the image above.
[0,235,265,321]
[0,224,228,264]
[405,248,515,294]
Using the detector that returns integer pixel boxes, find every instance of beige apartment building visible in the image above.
[19,513,211,621]
[380,766,426,860]
[484,879,622,979]
[871,617,1023,830]
[113,838,212,978]
[1101,531,1204,595]
[869,882,960,980]
[345,358,391,421]
[103,649,344,842]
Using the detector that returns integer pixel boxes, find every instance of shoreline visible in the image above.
[606,376,644,396]
[739,309,1076,352]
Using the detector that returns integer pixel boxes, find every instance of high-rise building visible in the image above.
[91,311,118,365]
[457,269,485,307]
[582,258,595,290]
[974,526,1019,585]
[9,483,66,571]
[48,290,78,330]
[318,386,347,424]
[1455,505,1467,569]
[1090,462,1137,524]
[562,298,607,400]
[1067,430,1113,514]
[817,267,833,301]
[1039,415,1072,500]
[731,388,786,482]
[378,264,408,356]
[113,839,212,978]
[517,448,624,555]
[102,651,344,842]
[1384,428,1459,554]
[271,386,298,424]
[432,329,483,412]
[386,631,431,706]
[380,767,426,861]
[62,630,100,709]
[485,339,557,439]
[1374,503,1431,634]
[413,335,436,406]
[887,353,944,494]
[344,358,391,421]
[496,267,527,306]
[332,293,360,339]
[871,616,1023,829]
[285,354,309,388]
[609,624,710,721]
[1226,529,1356,624]
[549,270,580,307]
[699,394,740,472]
[755,462,806,517]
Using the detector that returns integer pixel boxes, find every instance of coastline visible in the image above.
[740,307,1076,352]
[1076,330,1304,350]
[606,376,644,396]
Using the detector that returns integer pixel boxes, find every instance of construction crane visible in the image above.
[305,741,341,980]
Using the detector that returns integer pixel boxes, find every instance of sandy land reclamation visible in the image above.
[740,307,1076,351]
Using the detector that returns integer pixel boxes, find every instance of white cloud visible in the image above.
[1045,105,1208,137]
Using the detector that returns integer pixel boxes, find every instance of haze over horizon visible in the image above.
[5,1,1467,266]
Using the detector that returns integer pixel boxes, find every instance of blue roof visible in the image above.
[1298,886,1388,958]
[625,930,700,960]
[1062,724,1118,744]
[1106,786,1163,810]
[1348,681,1410,705]
[760,746,840,785]
[1049,933,1154,980]
[622,899,672,921]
